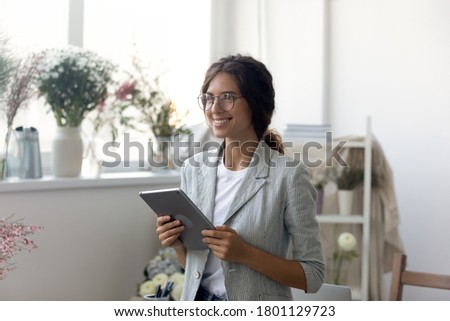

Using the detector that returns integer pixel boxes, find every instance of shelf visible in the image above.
[317,214,364,224]
[0,170,181,193]
[318,116,372,300]
[336,141,366,148]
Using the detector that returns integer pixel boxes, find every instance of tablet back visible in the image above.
[139,188,215,250]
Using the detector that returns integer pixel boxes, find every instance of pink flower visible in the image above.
[0,214,43,280]
[28,225,41,233]
[97,100,105,113]
[115,80,137,101]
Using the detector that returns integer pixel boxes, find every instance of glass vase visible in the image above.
[82,137,103,177]
[0,158,5,181]
[148,136,174,171]
[316,189,324,214]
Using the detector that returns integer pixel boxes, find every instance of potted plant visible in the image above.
[0,35,39,180]
[335,167,364,215]
[35,46,115,177]
[0,35,16,180]
[82,79,137,177]
[124,57,191,170]
[143,99,191,170]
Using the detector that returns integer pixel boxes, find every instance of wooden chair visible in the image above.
[389,252,450,300]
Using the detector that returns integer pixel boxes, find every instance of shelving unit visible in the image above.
[317,117,372,301]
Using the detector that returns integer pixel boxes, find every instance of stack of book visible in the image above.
[283,123,331,141]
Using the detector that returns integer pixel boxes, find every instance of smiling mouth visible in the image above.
[213,118,232,125]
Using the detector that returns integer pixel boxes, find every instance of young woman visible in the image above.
[156,54,324,301]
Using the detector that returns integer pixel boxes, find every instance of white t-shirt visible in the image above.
[200,161,248,296]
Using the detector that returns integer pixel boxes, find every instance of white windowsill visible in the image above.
[0,170,181,193]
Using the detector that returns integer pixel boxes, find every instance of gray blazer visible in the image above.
[180,141,324,301]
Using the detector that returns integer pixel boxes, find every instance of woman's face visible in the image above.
[204,72,257,143]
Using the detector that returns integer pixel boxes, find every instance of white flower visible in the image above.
[139,248,185,299]
[338,232,357,251]
[145,247,182,279]
[168,272,184,287]
[36,46,116,127]
[152,272,169,287]
[171,282,183,301]
[139,280,156,297]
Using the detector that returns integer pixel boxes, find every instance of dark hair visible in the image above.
[201,54,284,154]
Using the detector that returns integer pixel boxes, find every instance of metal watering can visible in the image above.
[13,126,43,179]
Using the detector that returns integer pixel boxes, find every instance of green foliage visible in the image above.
[149,100,191,137]
[336,167,364,190]
[128,57,191,138]
[0,35,16,106]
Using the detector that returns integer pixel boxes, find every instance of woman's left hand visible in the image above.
[201,226,249,263]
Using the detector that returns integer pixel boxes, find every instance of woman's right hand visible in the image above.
[156,215,185,249]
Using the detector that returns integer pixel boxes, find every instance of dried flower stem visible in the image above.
[1,54,40,179]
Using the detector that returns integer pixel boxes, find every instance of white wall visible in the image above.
[210,0,325,130]
[264,0,326,128]
[216,0,450,300]
[328,0,450,300]
[229,0,450,300]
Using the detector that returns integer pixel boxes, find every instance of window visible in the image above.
[0,0,69,152]
[84,0,210,137]
[1,0,210,165]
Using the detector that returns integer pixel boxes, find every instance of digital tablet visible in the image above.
[139,188,215,250]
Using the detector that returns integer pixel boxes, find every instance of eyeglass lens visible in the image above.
[198,93,236,111]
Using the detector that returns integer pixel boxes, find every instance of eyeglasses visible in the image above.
[197,93,244,111]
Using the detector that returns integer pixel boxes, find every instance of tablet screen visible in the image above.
[139,188,215,250]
